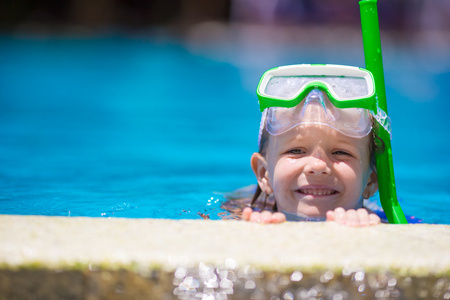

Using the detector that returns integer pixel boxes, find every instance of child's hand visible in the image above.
[242,207,287,223]
[326,207,381,226]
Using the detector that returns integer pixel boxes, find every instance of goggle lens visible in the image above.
[265,89,373,138]
[264,76,370,99]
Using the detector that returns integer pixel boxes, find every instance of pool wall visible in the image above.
[0,215,449,299]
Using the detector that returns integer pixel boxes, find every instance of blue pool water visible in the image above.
[0,33,449,224]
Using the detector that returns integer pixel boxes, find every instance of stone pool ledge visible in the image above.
[0,215,449,299]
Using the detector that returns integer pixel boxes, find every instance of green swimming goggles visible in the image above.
[257,64,391,144]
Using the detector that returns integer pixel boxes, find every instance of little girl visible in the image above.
[242,64,383,226]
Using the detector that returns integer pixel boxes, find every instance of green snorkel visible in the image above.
[359,0,408,223]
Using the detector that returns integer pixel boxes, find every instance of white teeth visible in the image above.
[300,189,335,196]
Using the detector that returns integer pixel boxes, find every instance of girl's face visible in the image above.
[251,125,378,218]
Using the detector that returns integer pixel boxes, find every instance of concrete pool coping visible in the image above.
[1,215,449,299]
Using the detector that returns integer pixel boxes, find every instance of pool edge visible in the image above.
[1,215,449,299]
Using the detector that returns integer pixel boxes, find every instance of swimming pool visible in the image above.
[0,30,449,224]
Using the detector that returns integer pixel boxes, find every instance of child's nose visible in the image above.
[304,153,331,176]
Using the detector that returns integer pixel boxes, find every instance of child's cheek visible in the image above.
[286,157,300,165]
[335,161,360,181]
[274,158,302,179]
[281,157,303,170]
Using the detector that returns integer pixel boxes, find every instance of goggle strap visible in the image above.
[370,106,392,140]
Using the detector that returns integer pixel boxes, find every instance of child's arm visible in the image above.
[242,207,380,226]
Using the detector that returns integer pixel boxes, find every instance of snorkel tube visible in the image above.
[359,0,407,223]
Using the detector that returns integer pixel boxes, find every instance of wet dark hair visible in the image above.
[250,120,384,211]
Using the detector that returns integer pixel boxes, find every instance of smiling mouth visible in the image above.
[298,189,338,196]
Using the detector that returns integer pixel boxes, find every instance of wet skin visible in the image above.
[251,124,379,222]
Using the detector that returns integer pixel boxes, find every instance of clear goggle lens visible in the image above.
[264,89,373,138]
[264,75,370,99]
